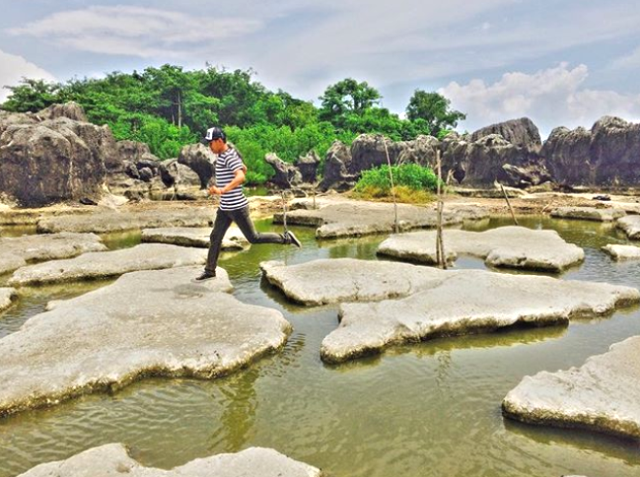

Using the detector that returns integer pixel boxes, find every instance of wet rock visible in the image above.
[17,443,322,477]
[295,150,321,183]
[178,143,215,188]
[617,216,640,240]
[0,266,292,416]
[37,208,213,233]
[377,226,585,272]
[261,258,444,306]
[273,198,488,239]
[319,266,639,363]
[503,336,640,440]
[471,117,542,153]
[319,141,357,191]
[0,288,17,312]
[602,244,640,261]
[141,227,250,251]
[550,207,626,222]
[0,233,106,275]
[8,244,207,286]
[265,153,302,189]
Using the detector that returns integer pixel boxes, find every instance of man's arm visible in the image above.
[209,169,246,195]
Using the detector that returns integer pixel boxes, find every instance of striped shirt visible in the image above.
[216,148,249,211]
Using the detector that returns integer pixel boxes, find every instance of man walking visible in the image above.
[195,126,301,281]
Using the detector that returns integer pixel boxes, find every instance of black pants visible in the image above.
[206,205,286,273]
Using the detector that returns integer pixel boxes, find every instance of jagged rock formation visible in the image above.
[178,143,216,188]
[471,117,542,152]
[265,152,302,189]
[319,141,357,191]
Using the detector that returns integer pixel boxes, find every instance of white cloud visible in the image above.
[439,63,640,138]
[610,46,640,69]
[0,49,56,102]
[9,6,262,58]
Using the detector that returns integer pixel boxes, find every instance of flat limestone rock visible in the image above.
[18,443,323,477]
[9,244,207,286]
[550,206,626,222]
[503,336,640,440]
[617,215,640,240]
[141,226,250,251]
[37,208,213,233]
[261,258,446,306]
[0,288,17,312]
[322,269,639,363]
[274,199,488,239]
[377,226,585,272]
[0,266,292,417]
[0,233,106,275]
[602,244,640,261]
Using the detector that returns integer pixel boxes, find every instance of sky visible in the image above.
[1,0,640,139]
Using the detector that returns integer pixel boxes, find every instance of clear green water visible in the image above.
[1,217,640,476]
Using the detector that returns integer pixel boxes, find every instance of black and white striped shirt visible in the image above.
[216,148,249,211]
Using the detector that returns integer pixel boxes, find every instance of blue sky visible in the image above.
[1,0,640,138]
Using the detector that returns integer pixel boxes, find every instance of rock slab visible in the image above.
[0,288,17,312]
[617,215,640,240]
[377,226,585,272]
[18,444,322,477]
[550,207,626,222]
[0,233,106,275]
[602,244,640,261]
[141,227,249,251]
[503,336,640,440]
[0,266,292,416]
[9,244,207,286]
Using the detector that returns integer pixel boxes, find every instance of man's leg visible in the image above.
[230,206,301,245]
[204,209,233,275]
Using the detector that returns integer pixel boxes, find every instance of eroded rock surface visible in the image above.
[0,266,292,416]
[9,244,207,286]
[273,198,488,239]
[377,226,585,272]
[602,244,640,261]
[503,336,640,440]
[37,208,213,233]
[0,233,106,275]
[141,227,250,250]
[0,288,17,312]
[551,207,625,222]
[323,269,639,363]
[617,216,640,240]
[18,444,322,477]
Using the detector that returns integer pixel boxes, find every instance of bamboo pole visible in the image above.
[383,140,399,234]
[499,183,519,226]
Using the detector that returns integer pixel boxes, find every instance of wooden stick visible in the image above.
[499,183,519,226]
[436,150,447,269]
[383,140,399,234]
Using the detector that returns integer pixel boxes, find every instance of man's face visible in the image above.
[209,138,224,154]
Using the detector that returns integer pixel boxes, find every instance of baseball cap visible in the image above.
[201,126,226,144]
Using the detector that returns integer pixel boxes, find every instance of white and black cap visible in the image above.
[201,126,226,144]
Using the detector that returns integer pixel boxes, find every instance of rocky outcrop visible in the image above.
[8,243,207,286]
[350,134,404,173]
[0,266,292,416]
[503,336,640,440]
[37,101,88,122]
[319,141,356,191]
[0,232,106,275]
[295,150,321,183]
[265,153,302,189]
[543,117,640,187]
[396,135,440,168]
[178,143,215,188]
[17,444,322,477]
[471,117,542,153]
[377,226,585,272]
[158,159,202,199]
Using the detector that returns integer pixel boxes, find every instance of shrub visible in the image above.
[355,164,440,194]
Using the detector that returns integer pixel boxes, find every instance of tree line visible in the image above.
[1,64,465,185]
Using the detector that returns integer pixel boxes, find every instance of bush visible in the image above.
[355,164,440,194]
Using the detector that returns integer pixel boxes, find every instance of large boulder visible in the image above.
[178,143,215,188]
[295,150,321,183]
[471,117,542,153]
[396,135,440,168]
[36,101,88,122]
[159,159,202,199]
[0,110,37,137]
[541,126,595,186]
[350,134,403,173]
[0,122,105,206]
[265,152,302,189]
[318,141,357,191]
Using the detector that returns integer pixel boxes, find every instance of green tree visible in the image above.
[406,90,465,135]
[1,78,61,112]
[318,78,381,128]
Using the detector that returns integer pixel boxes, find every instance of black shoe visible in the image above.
[194,270,216,281]
[285,231,302,248]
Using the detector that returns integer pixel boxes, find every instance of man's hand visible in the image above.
[208,186,224,196]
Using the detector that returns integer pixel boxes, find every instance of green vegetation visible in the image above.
[1,66,465,185]
[353,164,440,203]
